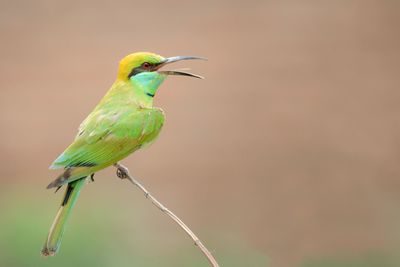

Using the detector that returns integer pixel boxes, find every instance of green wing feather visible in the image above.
[49,105,164,186]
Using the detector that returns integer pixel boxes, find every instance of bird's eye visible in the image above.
[142,62,151,69]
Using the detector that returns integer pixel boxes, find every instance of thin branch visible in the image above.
[114,163,220,267]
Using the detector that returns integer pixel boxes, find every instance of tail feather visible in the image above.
[47,167,94,189]
[42,177,87,256]
[46,169,72,189]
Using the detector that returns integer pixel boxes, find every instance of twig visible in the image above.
[114,163,220,267]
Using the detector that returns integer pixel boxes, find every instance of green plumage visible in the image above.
[42,52,203,256]
[42,53,166,256]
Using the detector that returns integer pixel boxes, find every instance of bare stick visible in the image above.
[114,163,220,267]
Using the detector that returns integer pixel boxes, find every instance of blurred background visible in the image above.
[0,0,399,266]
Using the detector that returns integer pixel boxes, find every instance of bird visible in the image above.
[41,52,204,256]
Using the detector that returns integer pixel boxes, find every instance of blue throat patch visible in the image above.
[130,72,167,98]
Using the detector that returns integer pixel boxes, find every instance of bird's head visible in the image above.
[117,52,204,98]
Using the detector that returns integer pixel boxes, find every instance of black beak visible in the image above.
[156,56,206,79]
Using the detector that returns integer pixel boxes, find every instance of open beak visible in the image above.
[156,56,206,79]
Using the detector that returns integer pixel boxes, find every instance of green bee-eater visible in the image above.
[41,52,204,256]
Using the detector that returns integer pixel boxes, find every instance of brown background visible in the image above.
[0,1,400,266]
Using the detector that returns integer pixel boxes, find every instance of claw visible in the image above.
[116,166,129,179]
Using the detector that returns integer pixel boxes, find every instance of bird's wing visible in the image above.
[50,107,165,170]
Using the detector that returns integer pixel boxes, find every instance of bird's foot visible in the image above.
[90,173,95,182]
[115,163,130,180]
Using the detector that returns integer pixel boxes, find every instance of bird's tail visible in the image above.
[41,177,87,256]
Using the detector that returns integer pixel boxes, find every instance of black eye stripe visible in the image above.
[128,63,157,78]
